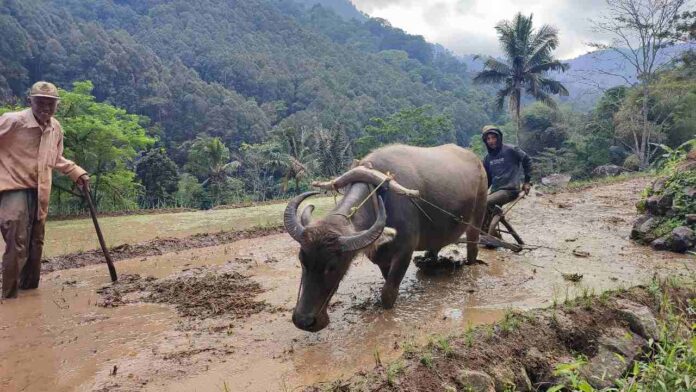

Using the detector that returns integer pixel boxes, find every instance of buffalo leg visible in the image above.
[466,206,487,264]
[381,250,413,308]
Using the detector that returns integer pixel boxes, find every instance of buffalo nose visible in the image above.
[292,313,316,330]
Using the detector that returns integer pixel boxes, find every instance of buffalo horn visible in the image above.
[338,195,387,252]
[284,191,319,243]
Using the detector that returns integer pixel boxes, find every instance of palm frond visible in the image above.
[538,78,569,96]
[495,84,515,110]
[473,69,508,84]
[484,58,512,74]
[526,60,569,74]
[528,89,558,110]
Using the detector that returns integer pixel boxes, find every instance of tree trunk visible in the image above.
[640,82,650,170]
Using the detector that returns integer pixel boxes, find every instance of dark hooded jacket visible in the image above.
[482,129,532,192]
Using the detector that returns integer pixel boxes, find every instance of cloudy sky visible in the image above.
[350,0,610,59]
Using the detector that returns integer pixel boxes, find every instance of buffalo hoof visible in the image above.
[381,286,398,309]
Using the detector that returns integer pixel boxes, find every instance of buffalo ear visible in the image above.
[374,227,397,248]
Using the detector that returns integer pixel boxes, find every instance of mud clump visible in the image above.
[97,271,268,319]
[42,226,285,273]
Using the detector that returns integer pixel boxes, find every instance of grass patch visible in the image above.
[386,360,404,386]
[420,353,433,368]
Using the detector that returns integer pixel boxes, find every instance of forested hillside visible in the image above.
[0,0,496,150]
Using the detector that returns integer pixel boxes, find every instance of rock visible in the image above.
[489,365,531,391]
[684,187,696,198]
[541,174,571,188]
[580,328,647,389]
[592,164,625,177]
[687,214,696,225]
[651,236,669,251]
[645,193,673,216]
[666,226,696,253]
[456,370,495,392]
[652,177,667,193]
[615,299,659,341]
[630,216,659,242]
[598,327,648,357]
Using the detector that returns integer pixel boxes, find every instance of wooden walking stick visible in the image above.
[80,181,118,282]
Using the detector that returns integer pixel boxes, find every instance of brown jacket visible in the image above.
[0,108,87,221]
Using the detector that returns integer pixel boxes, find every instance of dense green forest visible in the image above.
[0,0,693,214]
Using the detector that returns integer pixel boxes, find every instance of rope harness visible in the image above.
[322,168,575,255]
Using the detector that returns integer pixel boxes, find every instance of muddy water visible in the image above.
[0,179,693,392]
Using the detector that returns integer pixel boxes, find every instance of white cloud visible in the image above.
[351,0,608,59]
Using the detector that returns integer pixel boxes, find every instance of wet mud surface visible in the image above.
[40,226,285,273]
[0,178,694,392]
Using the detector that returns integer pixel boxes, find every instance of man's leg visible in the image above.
[0,190,31,298]
[483,190,520,233]
[20,190,42,290]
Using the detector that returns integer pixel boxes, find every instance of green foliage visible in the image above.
[54,80,154,212]
[419,353,433,369]
[551,284,696,392]
[474,12,569,142]
[356,106,455,156]
[623,155,641,171]
[651,137,696,171]
[386,360,404,386]
[174,174,207,209]
[184,136,246,207]
[661,170,696,220]
[0,0,495,156]
[136,148,179,207]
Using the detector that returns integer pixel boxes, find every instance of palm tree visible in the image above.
[474,13,570,144]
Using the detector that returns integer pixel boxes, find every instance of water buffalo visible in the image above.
[284,144,488,332]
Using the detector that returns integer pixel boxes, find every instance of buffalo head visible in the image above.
[284,191,386,331]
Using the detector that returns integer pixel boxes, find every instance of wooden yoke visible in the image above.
[311,166,420,198]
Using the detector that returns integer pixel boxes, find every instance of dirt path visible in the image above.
[0,178,693,392]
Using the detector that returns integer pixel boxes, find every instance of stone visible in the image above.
[645,193,673,216]
[630,216,659,242]
[687,214,696,225]
[652,177,667,193]
[580,328,647,389]
[667,226,696,253]
[489,365,532,392]
[615,299,659,341]
[592,164,625,177]
[598,327,648,358]
[684,187,696,198]
[456,369,495,392]
[490,365,515,391]
[651,236,669,251]
[541,173,571,188]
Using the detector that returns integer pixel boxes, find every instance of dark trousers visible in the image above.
[1,189,45,298]
[487,189,520,209]
[483,189,520,232]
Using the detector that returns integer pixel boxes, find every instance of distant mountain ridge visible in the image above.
[459,43,694,111]
[292,0,366,21]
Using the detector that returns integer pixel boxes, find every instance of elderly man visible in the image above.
[0,81,89,298]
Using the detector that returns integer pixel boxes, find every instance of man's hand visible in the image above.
[522,182,532,195]
[76,174,90,191]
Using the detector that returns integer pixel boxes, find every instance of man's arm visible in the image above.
[513,147,532,183]
[53,131,88,183]
[0,112,16,140]
[483,156,492,189]
[514,146,532,193]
